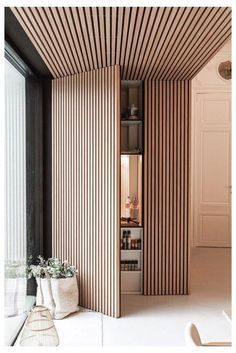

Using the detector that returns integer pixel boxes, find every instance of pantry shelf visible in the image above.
[120,222,142,228]
[120,80,143,295]
[121,270,142,273]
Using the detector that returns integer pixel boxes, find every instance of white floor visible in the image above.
[52,247,232,346]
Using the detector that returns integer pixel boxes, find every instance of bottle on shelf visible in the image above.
[124,196,131,218]
[131,239,135,250]
[128,103,139,119]
[122,230,127,249]
[130,195,139,220]
[127,230,131,250]
[137,239,141,250]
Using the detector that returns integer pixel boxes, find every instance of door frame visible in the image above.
[190,87,231,248]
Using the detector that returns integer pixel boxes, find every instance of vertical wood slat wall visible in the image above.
[144,80,190,295]
[52,65,120,317]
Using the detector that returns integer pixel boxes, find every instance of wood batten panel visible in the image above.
[125,7,145,79]
[42,7,74,76]
[173,7,231,80]
[10,7,59,77]
[144,80,190,295]
[157,7,208,80]
[57,7,83,74]
[91,7,102,69]
[11,7,231,80]
[133,7,160,80]
[98,7,107,68]
[105,7,111,67]
[122,7,138,79]
[77,7,94,70]
[152,7,192,80]
[185,30,231,80]
[52,66,120,317]
[129,7,152,80]
[84,7,98,69]
[27,7,68,77]
[119,8,131,78]
[141,7,179,80]
[111,7,117,66]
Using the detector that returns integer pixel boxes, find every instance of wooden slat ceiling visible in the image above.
[11,7,231,80]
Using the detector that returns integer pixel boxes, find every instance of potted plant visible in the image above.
[27,256,79,319]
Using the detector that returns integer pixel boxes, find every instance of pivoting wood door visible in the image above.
[52,66,120,317]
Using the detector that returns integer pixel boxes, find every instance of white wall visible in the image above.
[192,40,231,90]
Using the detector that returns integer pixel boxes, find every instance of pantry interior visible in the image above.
[120,81,143,294]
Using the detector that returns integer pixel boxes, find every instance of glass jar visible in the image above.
[20,306,59,346]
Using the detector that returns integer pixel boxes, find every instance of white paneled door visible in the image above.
[194,92,231,247]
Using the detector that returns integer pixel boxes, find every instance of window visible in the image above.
[4,44,44,346]
[4,56,30,345]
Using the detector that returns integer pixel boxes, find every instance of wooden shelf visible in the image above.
[121,270,142,273]
[121,152,143,155]
[121,249,142,252]
[121,118,143,122]
[120,220,142,227]
[120,222,142,226]
[120,224,142,228]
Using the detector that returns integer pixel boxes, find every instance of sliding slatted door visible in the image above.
[144,80,190,295]
[52,65,120,317]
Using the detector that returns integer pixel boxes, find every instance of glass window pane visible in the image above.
[5,58,27,345]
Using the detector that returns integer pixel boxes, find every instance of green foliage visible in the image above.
[27,255,78,279]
